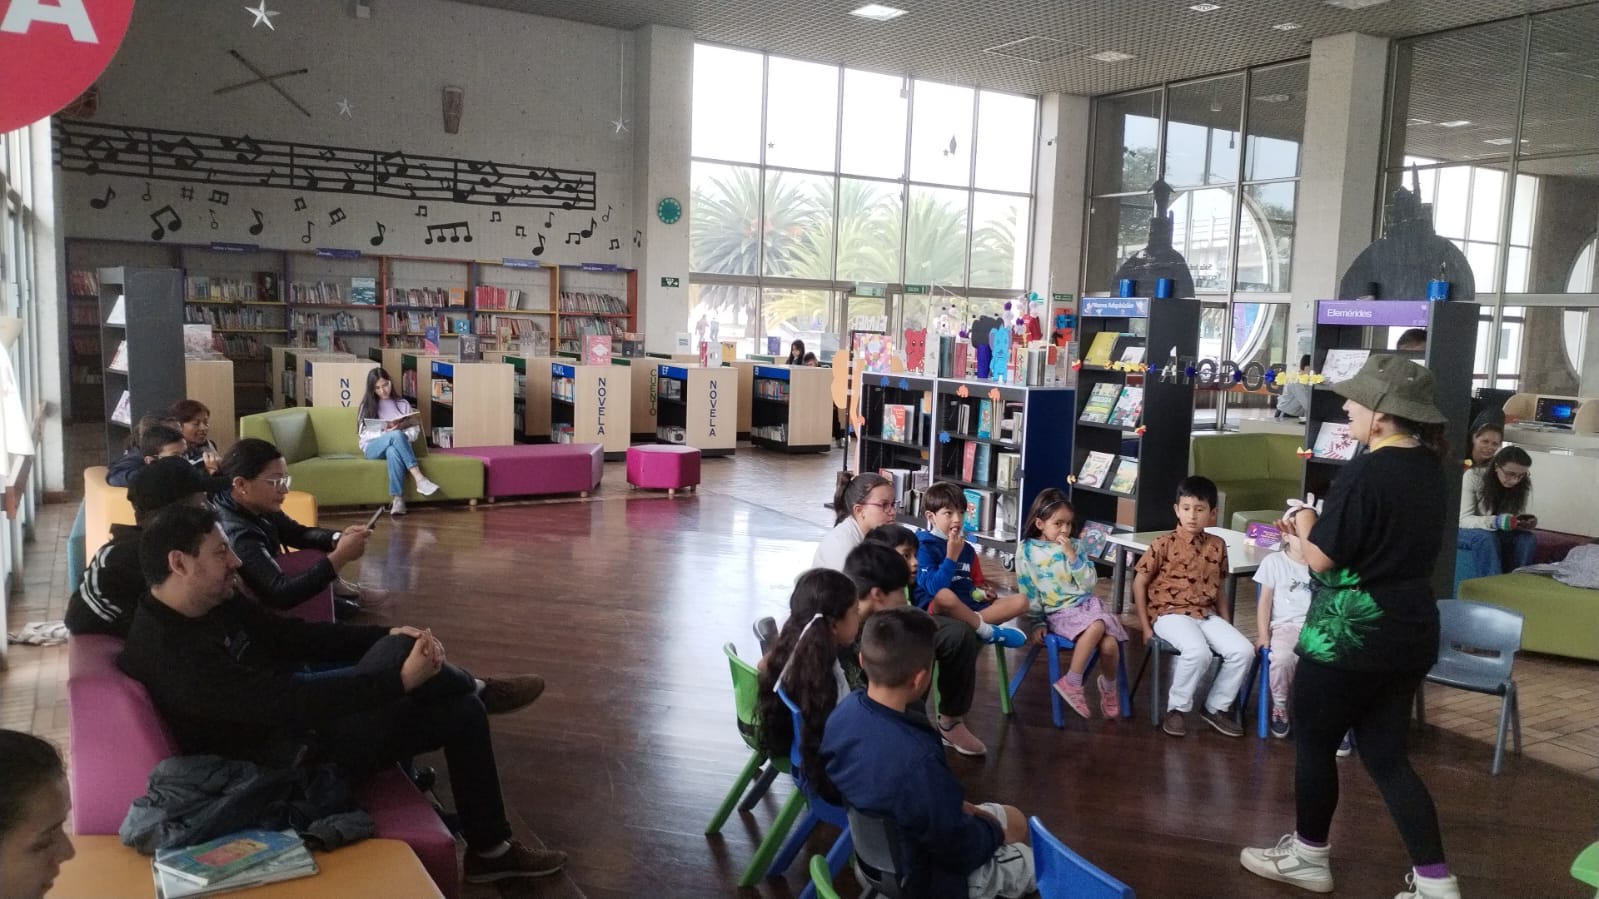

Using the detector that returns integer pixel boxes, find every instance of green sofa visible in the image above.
[1458,573,1599,662]
[239,407,483,508]
[1189,432,1303,525]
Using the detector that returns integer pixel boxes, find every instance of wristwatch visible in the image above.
[330,531,341,546]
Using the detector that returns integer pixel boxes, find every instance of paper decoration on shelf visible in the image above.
[938,432,951,444]
[1296,446,1314,458]
[880,376,890,387]
[898,378,909,390]
[245,0,280,30]
[956,385,969,398]
[987,387,1001,401]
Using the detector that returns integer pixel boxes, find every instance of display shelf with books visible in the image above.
[399,352,444,436]
[858,373,936,512]
[473,261,557,348]
[381,257,471,347]
[1302,299,1475,598]
[551,362,630,458]
[280,351,354,408]
[749,365,832,454]
[65,239,181,422]
[303,359,377,409]
[929,379,1076,554]
[657,364,737,456]
[555,265,637,354]
[484,351,558,441]
[613,357,662,442]
[1072,296,1199,538]
[97,267,186,458]
[426,360,515,447]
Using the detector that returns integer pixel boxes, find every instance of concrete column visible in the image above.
[631,25,693,353]
[1031,93,1091,301]
[30,121,65,493]
[1287,33,1390,344]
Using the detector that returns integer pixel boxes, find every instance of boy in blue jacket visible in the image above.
[822,606,1036,899]
[915,482,1029,648]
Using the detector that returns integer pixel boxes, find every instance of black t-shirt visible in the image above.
[1299,445,1445,673]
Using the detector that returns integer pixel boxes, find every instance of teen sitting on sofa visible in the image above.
[357,367,439,517]
[1458,444,1538,582]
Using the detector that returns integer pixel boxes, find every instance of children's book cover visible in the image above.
[1084,331,1120,367]
[1078,382,1120,423]
[1077,451,1115,488]
[1078,520,1115,560]
[1107,385,1144,428]
[1312,421,1359,460]
[1107,456,1139,494]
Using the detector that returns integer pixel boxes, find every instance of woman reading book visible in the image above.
[358,367,439,515]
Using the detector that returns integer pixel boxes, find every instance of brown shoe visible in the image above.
[1201,708,1244,737]
[479,675,545,715]
[1162,709,1187,737]
[463,840,567,882]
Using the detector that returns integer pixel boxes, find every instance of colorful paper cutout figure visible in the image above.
[903,328,927,373]
[990,326,1012,384]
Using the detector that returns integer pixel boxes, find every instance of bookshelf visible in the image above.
[383,257,472,348]
[1071,297,1199,537]
[426,360,515,448]
[284,253,384,362]
[97,267,185,458]
[615,358,660,442]
[473,261,556,350]
[656,364,737,456]
[556,265,637,355]
[858,373,936,522]
[724,359,761,439]
[178,247,286,418]
[304,359,378,409]
[66,270,106,421]
[184,359,236,451]
[749,365,832,454]
[487,351,561,441]
[400,352,444,437]
[276,350,352,408]
[1302,299,1476,599]
[932,378,1077,553]
[552,362,630,459]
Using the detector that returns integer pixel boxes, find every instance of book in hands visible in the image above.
[153,829,304,886]
[365,411,421,431]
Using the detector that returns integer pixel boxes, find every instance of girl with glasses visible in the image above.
[813,472,896,571]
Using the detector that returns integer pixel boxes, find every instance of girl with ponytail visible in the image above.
[813,472,897,570]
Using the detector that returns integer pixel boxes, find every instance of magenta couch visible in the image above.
[441,443,603,499]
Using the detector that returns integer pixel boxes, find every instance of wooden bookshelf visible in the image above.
[400,352,444,437]
[281,351,354,408]
[305,359,378,409]
[551,362,630,459]
[178,247,287,418]
[427,360,515,448]
[750,365,833,454]
[484,352,555,442]
[724,359,761,439]
[97,267,186,458]
[473,261,557,350]
[656,364,737,456]
[284,253,384,360]
[555,265,638,355]
[184,359,236,452]
[383,257,472,347]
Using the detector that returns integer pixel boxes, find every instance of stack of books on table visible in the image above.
[152,829,316,898]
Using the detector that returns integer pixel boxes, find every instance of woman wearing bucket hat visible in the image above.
[1240,355,1460,899]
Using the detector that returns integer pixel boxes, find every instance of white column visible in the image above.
[1031,93,1091,301]
[631,25,693,354]
[30,120,65,493]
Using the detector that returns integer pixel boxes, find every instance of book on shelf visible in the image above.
[881,404,912,443]
[992,493,1019,540]
[962,488,994,534]
[154,844,317,898]
[1079,382,1120,423]
[1321,348,1370,384]
[1311,420,1359,460]
[106,295,127,326]
[1001,402,1024,443]
[154,829,304,887]
[584,334,613,366]
[1107,456,1139,495]
[1076,451,1115,488]
[972,443,992,486]
[182,325,216,359]
[956,403,971,435]
[880,468,916,505]
[1107,386,1144,428]
[431,426,455,447]
[1084,331,1120,367]
[255,272,280,302]
[1119,344,1146,365]
[961,441,978,482]
[111,390,132,426]
[108,340,130,373]
[994,451,1020,490]
[350,277,377,305]
[977,399,994,438]
[621,332,645,357]
[457,334,482,362]
[69,270,101,296]
[1078,520,1115,561]
[447,287,468,307]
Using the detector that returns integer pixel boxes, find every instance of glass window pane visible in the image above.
[1238,182,1296,292]
[690,162,762,275]
[687,284,759,355]
[1091,89,1161,196]
[765,56,839,171]
[1245,63,1306,181]
[1509,173,1537,246]
[1474,315,1493,376]
[1515,155,1599,293]
[1466,241,1498,293]
[904,186,969,286]
[763,287,832,347]
[840,68,908,179]
[974,91,1036,193]
[1171,187,1237,293]
[1394,20,1524,164]
[762,170,833,279]
[1467,165,1505,243]
[692,45,764,163]
[1524,5,1599,155]
[910,80,974,186]
[1163,75,1242,188]
[834,178,903,284]
[1084,194,1153,295]
[1432,167,1470,240]
[969,193,1029,291]
[1505,245,1530,293]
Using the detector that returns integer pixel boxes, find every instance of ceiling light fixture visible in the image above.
[850,3,907,21]
[1437,120,1472,128]
[1188,3,1221,11]
[1406,117,1431,125]
[1089,50,1135,63]
[1482,138,1529,145]
[1323,0,1390,9]
[1255,93,1291,104]
[1272,22,1302,31]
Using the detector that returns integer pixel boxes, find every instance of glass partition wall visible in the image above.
[1085,61,1306,430]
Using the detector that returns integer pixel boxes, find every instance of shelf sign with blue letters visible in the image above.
[1080,297,1150,318]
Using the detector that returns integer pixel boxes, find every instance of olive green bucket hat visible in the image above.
[1330,354,1445,423]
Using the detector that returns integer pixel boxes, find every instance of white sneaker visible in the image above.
[414,476,440,496]
[1240,834,1334,893]
[391,496,407,516]
[1395,871,1461,899]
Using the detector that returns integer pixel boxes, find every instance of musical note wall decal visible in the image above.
[581,217,595,239]
[424,221,473,244]
[148,205,182,241]
[301,220,314,244]
[565,231,583,245]
[293,197,307,211]
[328,207,347,226]
[140,182,152,201]
[514,225,526,237]
[209,209,219,230]
[369,221,386,246]
[248,209,265,236]
[89,186,116,210]
[634,230,642,247]
[180,186,195,201]
[543,212,553,229]
[490,211,502,223]
[208,189,230,206]
[532,233,545,256]
[602,204,611,222]
[415,205,428,218]
[608,238,620,250]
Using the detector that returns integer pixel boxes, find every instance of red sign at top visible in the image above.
[0,0,135,133]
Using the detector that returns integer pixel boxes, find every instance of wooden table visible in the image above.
[1106,526,1274,617]
[50,836,444,898]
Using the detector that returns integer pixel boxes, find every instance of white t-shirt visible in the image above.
[1253,550,1313,626]
[812,517,864,571]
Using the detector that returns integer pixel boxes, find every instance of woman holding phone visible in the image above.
[357,367,439,515]
[1458,444,1537,581]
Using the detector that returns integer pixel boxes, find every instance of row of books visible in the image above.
[557,317,625,339]
[430,378,455,403]
[659,377,686,401]
[287,279,379,306]
[430,426,455,448]
[385,286,468,308]
[69,335,101,355]
[185,307,284,330]
[938,397,1020,443]
[219,334,271,359]
[185,276,274,303]
[556,290,628,314]
[69,299,99,326]
[477,315,546,339]
[1082,331,1146,368]
[292,312,369,333]
[1079,383,1143,427]
[755,378,791,401]
[952,442,1021,490]
[473,285,547,311]
[1076,451,1139,495]
[384,311,466,335]
[68,270,101,296]
[878,467,929,510]
[962,488,1020,539]
[552,375,577,402]
[750,423,788,443]
[399,369,419,399]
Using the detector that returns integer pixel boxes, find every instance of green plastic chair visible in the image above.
[929,644,1014,717]
[1573,841,1598,892]
[706,642,812,888]
[809,853,845,899]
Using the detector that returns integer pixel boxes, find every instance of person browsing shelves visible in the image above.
[357,367,440,516]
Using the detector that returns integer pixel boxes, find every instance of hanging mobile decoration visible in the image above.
[336,98,354,118]
[609,34,630,136]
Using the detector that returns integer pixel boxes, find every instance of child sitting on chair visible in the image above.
[1253,504,1315,739]
[1132,476,1253,739]
[914,482,1028,649]
[1016,488,1125,719]
[823,606,1036,899]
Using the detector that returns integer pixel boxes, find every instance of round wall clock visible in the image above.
[656,197,683,225]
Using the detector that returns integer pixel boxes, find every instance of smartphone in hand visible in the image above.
[365,506,387,530]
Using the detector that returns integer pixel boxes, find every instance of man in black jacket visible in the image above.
[120,504,563,882]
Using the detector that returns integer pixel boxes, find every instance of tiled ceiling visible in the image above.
[446,0,1591,97]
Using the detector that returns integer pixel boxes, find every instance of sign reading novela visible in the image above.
[707,379,719,437]
[595,377,607,435]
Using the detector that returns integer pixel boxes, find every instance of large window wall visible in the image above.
[1385,4,1599,395]
[1085,60,1307,426]
[690,44,1038,356]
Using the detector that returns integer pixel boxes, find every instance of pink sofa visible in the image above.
[440,443,603,500]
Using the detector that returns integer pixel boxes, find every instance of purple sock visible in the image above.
[1415,863,1450,879]
[1295,834,1327,849]
[1065,672,1084,687]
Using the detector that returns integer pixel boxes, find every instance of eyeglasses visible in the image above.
[863,500,899,511]
[252,475,293,491]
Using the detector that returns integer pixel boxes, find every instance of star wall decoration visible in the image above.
[245,1,280,30]
[609,116,630,136]
[336,98,353,117]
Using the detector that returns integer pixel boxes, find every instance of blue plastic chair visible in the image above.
[1237,647,1273,738]
[768,684,853,899]
[1007,634,1132,726]
[1030,816,1135,899]
[1415,599,1524,775]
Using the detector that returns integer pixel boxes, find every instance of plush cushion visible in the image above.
[1458,572,1599,661]
[267,409,320,464]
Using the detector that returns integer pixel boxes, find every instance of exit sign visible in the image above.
[854,284,886,299]
[661,277,680,288]
[904,284,930,295]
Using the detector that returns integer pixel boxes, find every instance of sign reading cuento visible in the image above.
[1315,300,1430,328]
[1079,297,1150,318]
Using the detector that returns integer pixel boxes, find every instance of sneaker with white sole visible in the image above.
[463,841,567,882]
[1240,833,1335,893]
[1052,677,1092,719]
[1097,675,1121,718]
[391,496,407,516]
[1337,730,1356,758]
[1394,871,1461,899]
[982,625,1028,648]
[937,719,987,756]
[1270,705,1291,739]
[414,475,441,496]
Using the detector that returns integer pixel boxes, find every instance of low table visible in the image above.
[1106,526,1273,617]
[441,443,602,500]
[50,836,444,898]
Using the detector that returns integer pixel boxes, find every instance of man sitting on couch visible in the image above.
[119,504,564,883]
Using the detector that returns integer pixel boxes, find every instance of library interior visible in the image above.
[4,1,1599,897]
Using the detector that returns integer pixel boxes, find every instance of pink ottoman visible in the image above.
[441,443,602,500]
[627,444,701,496]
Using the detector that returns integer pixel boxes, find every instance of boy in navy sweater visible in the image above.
[823,606,1036,899]
[915,482,1028,648]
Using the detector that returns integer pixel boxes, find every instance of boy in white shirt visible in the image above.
[1253,519,1314,739]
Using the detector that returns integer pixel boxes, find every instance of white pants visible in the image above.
[1153,613,1253,714]
[967,803,1036,899]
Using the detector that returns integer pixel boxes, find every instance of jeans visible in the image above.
[363,431,418,497]
[1456,528,1536,592]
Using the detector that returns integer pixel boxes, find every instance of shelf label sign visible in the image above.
[595,376,607,435]
[209,242,259,253]
[502,258,542,269]
[1315,300,1430,327]
[660,277,680,288]
[0,0,134,132]
[315,248,362,260]
[580,262,621,272]
[707,378,719,437]
[338,377,353,406]
[1079,297,1149,318]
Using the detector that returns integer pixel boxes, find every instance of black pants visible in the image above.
[932,614,980,718]
[1292,657,1445,866]
[316,635,512,850]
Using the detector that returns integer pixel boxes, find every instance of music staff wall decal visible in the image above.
[55,119,597,211]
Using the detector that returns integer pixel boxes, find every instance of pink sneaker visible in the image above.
[1053,677,1092,719]
[938,719,987,756]
[1098,676,1121,718]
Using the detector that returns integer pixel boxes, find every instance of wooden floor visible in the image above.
[6,431,1599,898]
